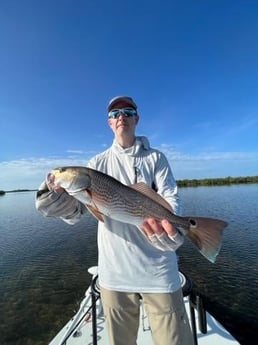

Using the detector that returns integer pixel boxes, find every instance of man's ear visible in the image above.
[135,115,139,125]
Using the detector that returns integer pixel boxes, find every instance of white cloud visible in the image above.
[156,144,258,179]
[0,157,90,190]
[66,150,84,154]
[1,148,258,190]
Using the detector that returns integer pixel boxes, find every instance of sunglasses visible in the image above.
[108,108,137,119]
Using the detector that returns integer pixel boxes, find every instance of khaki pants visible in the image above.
[101,287,194,345]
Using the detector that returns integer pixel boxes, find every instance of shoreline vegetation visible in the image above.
[0,189,37,195]
[177,175,258,187]
[1,175,258,195]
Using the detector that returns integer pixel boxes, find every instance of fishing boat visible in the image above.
[49,266,239,345]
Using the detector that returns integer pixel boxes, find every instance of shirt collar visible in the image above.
[112,136,150,156]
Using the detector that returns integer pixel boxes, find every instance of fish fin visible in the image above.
[181,216,227,263]
[129,182,172,212]
[86,205,105,222]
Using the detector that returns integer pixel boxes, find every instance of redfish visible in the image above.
[47,166,227,263]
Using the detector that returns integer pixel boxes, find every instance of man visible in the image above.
[36,96,194,345]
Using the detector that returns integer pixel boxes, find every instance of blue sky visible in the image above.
[1,0,258,190]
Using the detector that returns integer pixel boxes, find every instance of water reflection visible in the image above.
[1,185,258,345]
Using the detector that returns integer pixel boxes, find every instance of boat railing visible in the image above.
[58,274,101,345]
[189,292,208,345]
[180,271,208,345]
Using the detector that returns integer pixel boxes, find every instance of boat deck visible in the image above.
[49,269,239,345]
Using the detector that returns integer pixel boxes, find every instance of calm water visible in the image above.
[1,185,258,345]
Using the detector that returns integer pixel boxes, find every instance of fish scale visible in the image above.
[88,168,189,227]
[91,175,163,221]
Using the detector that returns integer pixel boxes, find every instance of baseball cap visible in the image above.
[107,96,137,111]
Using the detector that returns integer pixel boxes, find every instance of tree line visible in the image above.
[177,175,258,187]
[0,189,36,195]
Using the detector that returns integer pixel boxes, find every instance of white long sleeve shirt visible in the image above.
[87,136,182,293]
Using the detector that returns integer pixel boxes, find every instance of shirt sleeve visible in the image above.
[153,151,182,215]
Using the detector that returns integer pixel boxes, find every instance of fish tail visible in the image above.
[181,216,227,263]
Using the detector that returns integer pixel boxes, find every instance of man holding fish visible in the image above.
[36,96,199,345]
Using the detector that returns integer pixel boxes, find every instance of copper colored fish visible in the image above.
[47,166,227,263]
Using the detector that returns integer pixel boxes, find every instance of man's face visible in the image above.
[108,100,139,136]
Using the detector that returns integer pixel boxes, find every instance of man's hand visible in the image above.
[141,218,177,237]
[35,180,85,223]
[140,218,184,251]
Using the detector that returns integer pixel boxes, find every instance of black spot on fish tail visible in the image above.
[181,216,227,263]
[189,219,197,227]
